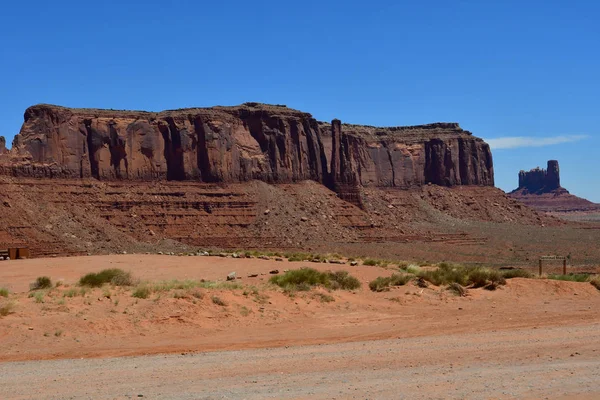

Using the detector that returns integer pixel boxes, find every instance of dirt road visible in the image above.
[1,323,599,399]
[1,255,600,398]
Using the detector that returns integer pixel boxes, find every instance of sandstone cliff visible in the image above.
[1,103,494,195]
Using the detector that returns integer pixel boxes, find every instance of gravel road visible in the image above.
[2,323,599,399]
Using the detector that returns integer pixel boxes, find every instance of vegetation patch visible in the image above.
[547,274,590,282]
[212,295,227,306]
[501,269,533,279]
[0,287,9,297]
[0,300,15,316]
[79,269,133,287]
[132,285,151,299]
[29,291,46,303]
[417,263,506,289]
[30,276,52,291]
[270,268,360,292]
[369,274,413,292]
[362,258,388,267]
[327,270,361,290]
[313,292,335,303]
[131,279,237,299]
[448,282,468,296]
[589,276,600,291]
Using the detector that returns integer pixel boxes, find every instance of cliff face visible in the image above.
[1,103,494,195]
[322,121,494,189]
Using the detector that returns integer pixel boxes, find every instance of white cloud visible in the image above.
[485,135,589,149]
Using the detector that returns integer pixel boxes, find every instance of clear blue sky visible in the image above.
[1,1,598,200]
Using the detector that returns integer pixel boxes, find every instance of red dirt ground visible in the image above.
[1,254,599,363]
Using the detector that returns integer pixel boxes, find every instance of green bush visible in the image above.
[467,268,506,288]
[418,264,468,286]
[328,270,361,290]
[30,276,52,290]
[132,285,151,299]
[368,274,412,292]
[285,252,314,262]
[418,264,507,289]
[362,258,388,267]
[501,269,533,279]
[270,268,329,290]
[79,269,133,287]
[0,288,8,297]
[63,288,79,298]
[270,268,360,291]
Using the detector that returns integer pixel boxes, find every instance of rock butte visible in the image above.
[0,103,494,202]
[510,160,600,213]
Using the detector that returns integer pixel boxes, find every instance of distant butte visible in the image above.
[509,160,599,213]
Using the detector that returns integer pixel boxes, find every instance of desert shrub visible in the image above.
[0,287,8,297]
[369,274,412,292]
[589,276,600,291]
[240,306,251,316]
[418,264,507,289]
[270,268,360,291]
[448,282,468,296]
[501,269,533,279]
[467,269,490,288]
[31,291,45,303]
[270,268,329,290]
[30,276,52,290]
[363,258,388,267]
[79,269,133,287]
[0,300,15,316]
[403,265,422,275]
[151,279,240,292]
[418,264,468,286]
[211,295,226,306]
[327,270,361,290]
[467,268,506,288]
[369,277,390,292]
[285,252,313,262]
[314,293,335,303]
[548,274,589,282]
[63,288,78,298]
[132,285,151,299]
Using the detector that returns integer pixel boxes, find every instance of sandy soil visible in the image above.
[1,254,599,398]
[2,324,599,399]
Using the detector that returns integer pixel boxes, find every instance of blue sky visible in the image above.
[1,1,598,200]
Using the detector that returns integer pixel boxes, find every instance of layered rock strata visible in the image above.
[0,103,494,196]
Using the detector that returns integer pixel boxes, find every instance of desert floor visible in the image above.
[1,255,599,399]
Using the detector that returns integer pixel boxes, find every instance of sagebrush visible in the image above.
[270,268,360,291]
[79,269,134,287]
